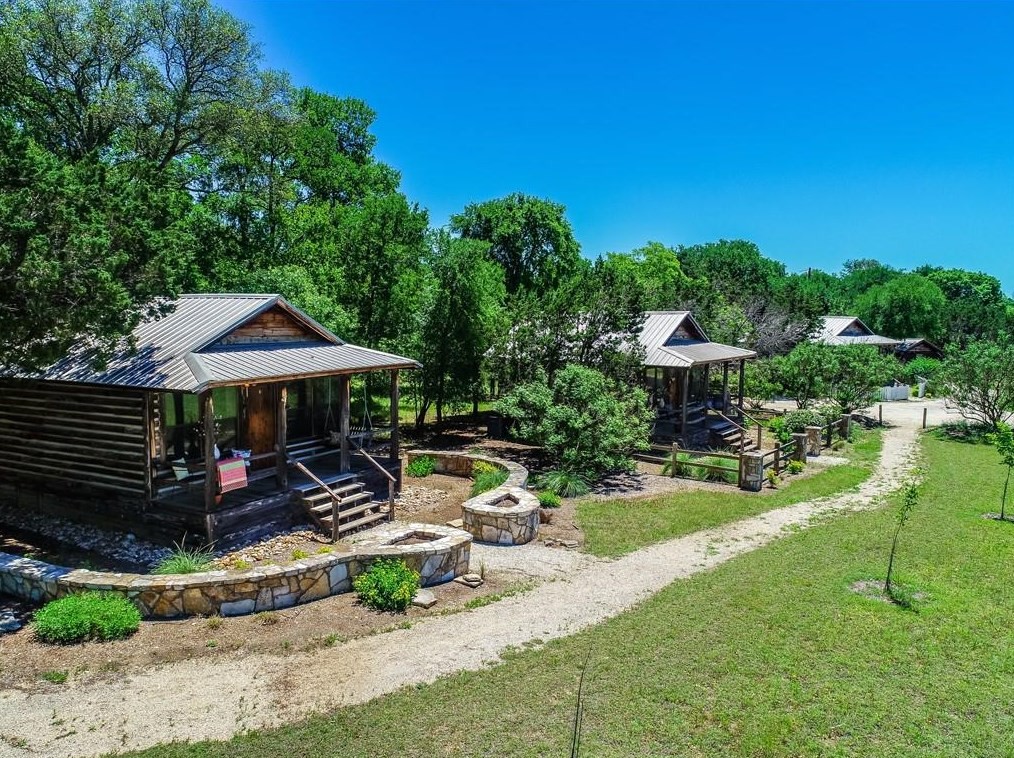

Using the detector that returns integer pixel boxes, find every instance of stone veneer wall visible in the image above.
[0,522,470,619]
[407,450,539,545]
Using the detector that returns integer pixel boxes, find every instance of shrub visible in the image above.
[406,456,436,478]
[782,409,825,434]
[497,364,651,478]
[291,549,310,560]
[537,491,562,508]
[33,592,141,644]
[939,336,1014,426]
[768,417,791,444]
[535,470,591,498]
[766,469,780,489]
[353,558,420,612]
[471,468,508,496]
[152,541,214,575]
[787,459,805,475]
[471,460,499,477]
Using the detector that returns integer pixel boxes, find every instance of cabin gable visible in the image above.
[665,317,706,344]
[213,306,331,347]
[839,319,874,337]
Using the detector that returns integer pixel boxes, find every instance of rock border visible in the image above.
[0,522,470,619]
[407,451,539,545]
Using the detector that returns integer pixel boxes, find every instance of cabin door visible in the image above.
[245,385,276,469]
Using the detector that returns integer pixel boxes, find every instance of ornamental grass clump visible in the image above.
[537,491,562,508]
[152,541,214,575]
[33,592,141,644]
[470,468,508,496]
[536,470,590,498]
[353,558,420,612]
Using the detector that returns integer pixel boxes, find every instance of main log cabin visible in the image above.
[0,294,419,547]
[637,311,757,449]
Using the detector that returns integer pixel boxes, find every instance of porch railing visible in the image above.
[349,436,396,523]
[287,455,346,542]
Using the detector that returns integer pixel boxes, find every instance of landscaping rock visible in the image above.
[454,573,484,588]
[412,589,437,609]
[445,518,464,529]
[0,608,22,634]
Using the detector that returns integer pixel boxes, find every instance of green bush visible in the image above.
[470,468,508,496]
[787,459,805,475]
[33,592,141,644]
[782,409,825,434]
[537,491,561,508]
[535,470,591,498]
[471,460,499,477]
[406,456,436,478]
[353,558,420,612]
[497,364,651,478]
[152,542,214,575]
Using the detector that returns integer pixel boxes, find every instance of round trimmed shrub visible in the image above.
[353,558,420,612]
[33,592,142,644]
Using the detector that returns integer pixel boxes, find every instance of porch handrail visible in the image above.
[286,453,344,542]
[348,436,396,522]
[712,410,747,433]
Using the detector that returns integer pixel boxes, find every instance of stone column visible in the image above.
[805,426,822,456]
[792,432,808,464]
[739,451,764,492]
[840,413,852,440]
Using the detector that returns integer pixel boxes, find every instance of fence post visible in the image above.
[879,404,883,425]
[923,407,928,429]
[756,423,762,450]
[840,413,852,440]
[739,451,764,492]
[792,432,808,464]
[804,426,822,457]
[670,442,678,479]
[825,423,832,448]
[773,444,781,474]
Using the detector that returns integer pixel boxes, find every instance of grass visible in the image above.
[578,429,882,557]
[124,431,1014,757]
[151,542,215,575]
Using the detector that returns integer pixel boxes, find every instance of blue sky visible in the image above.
[219,0,1014,290]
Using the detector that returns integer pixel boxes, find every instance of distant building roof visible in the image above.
[813,316,901,347]
[638,311,756,368]
[895,337,944,359]
[9,294,419,392]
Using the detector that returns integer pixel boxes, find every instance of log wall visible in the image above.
[0,380,154,534]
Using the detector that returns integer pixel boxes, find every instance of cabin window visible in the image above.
[159,388,239,460]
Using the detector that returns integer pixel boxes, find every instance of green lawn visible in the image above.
[578,429,883,557]
[124,432,1014,758]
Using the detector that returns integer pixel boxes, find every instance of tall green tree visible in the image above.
[450,192,581,295]
[415,232,505,424]
[855,273,947,341]
[939,336,1014,427]
[916,266,1009,344]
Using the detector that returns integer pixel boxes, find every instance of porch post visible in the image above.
[202,391,216,514]
[389,369,400,463]
[738,359,746,410]
[680,369,690,446]
[722,363,730,414]
[339,374,351,472]
[276,384,288,488]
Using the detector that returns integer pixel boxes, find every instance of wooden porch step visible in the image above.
[309,490,374,515]
[291,471,358,494]
[321,508,388,535]
[302,483,365,505]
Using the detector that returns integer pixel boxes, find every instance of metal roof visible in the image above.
[813,316,901,347]
[638,311,756,368]
[11,294,419,392]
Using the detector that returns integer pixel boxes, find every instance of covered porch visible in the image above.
[644,358,750,448]
[151,370,406,545]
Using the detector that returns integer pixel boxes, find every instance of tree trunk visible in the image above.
[884,524,903,597]
[1002,467,1011,521]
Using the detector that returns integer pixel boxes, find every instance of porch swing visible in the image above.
[324,377,383,449]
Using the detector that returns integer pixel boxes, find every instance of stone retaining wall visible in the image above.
[407,450,539,545]
[0,522,470,619]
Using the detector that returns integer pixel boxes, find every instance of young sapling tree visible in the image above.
[987,423,1014,521]
[884,482,919,601]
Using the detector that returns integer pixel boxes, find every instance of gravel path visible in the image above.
[0,402,938,758]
